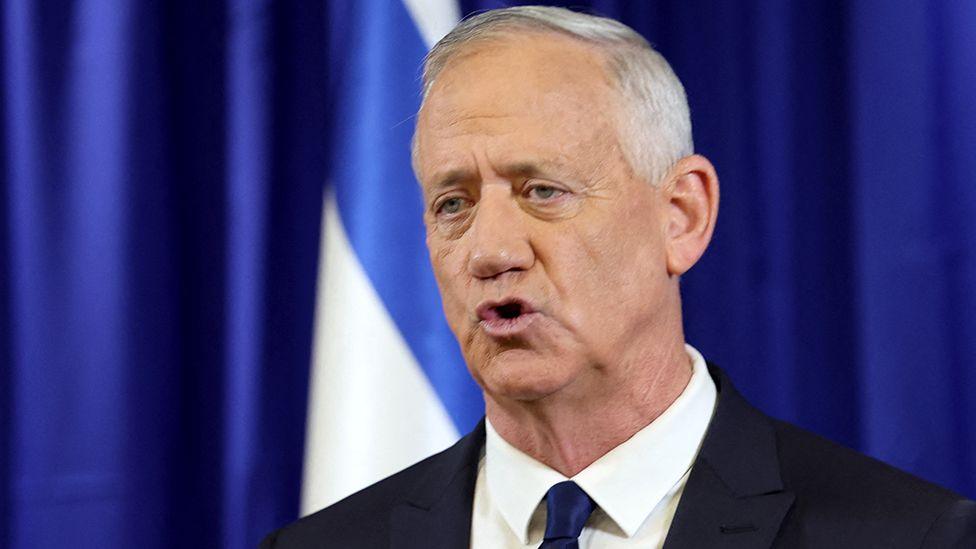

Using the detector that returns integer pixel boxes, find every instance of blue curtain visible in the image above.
[1,1,973,549]
[1,1,323,547]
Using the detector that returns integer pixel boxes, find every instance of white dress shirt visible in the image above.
[470,344,717,548]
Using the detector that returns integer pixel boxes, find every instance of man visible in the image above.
[263,6,975,548]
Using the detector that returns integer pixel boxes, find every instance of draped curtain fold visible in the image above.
[1,1,324,547]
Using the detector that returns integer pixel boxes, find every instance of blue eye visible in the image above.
[528,185,564,200]
[437,197,468,215]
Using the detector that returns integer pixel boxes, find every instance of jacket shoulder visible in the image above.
[261,421,485,548]
[260,451,447,548]
[704,365,974,546]
[771,418,976,546]
[774,418,964,505]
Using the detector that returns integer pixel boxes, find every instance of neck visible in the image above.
[484,337,693,477]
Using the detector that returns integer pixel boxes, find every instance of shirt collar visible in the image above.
[484,343,717,543]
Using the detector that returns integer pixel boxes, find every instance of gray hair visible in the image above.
[413,6,693,185]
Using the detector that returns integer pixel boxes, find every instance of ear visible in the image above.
[662,154,719,276]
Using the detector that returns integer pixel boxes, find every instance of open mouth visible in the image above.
[477,299,533,321]
[495,301,525,319]
[475,298,539,337]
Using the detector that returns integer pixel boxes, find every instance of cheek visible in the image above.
[554,210,665,326]
[429,239,469,322]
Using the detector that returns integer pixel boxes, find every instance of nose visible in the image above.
[467,185,534,279]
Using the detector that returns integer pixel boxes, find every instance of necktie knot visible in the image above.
[540,481,595,548]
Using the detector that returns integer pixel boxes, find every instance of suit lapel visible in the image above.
[663,365,795,549]
[386,366,794,548]
[663,461,794,548]
[390,421,485,549]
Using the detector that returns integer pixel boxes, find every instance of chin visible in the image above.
[473,348,581,402]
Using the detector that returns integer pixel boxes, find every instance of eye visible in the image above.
[526,184,566,201]
[435,196,471,216]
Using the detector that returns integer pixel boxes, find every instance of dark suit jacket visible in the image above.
[262,365,976,548]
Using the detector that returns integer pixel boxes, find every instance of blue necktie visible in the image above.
[539,481,596,549]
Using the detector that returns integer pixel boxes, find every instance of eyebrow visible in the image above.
[429,169,476,191]
[426,160,562,192]
[504,162,549,179]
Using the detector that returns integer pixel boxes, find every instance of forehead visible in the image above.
[415,33,623,184]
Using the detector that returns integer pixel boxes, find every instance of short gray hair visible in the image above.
[414,6,693,185]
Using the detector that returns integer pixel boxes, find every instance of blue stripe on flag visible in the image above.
[327,0,483,432]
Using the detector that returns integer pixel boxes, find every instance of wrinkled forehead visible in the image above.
[414,33,623,180]
[423,33,614,117]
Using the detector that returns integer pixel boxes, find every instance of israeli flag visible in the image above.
[301,0,484,514]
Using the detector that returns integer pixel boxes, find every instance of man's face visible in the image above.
[414,34,677,402]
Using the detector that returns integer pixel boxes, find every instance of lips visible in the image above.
[475,298,541,338]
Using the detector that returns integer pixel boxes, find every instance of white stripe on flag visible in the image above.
[402,0,461,47]
[300,191,458,515]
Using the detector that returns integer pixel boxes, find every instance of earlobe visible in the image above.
[664,155,720,276]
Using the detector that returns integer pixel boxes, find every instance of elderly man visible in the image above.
[264,6,975,548]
